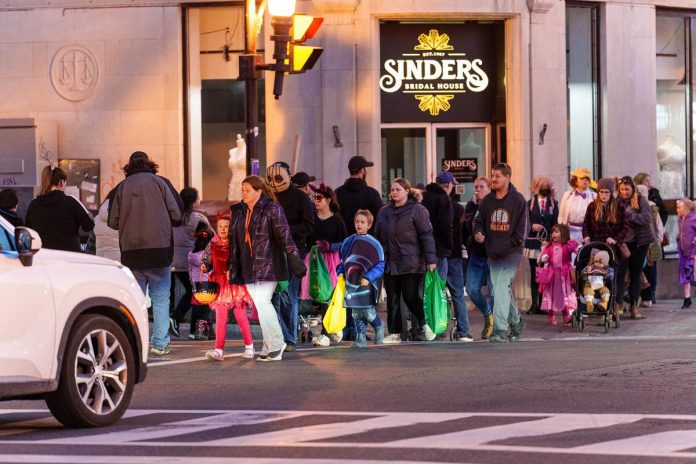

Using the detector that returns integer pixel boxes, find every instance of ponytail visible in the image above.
[40,165,67,195]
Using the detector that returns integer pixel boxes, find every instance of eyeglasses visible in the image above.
[311,195,325,201]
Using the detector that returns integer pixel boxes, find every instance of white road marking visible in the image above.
[574,430,696,454]
[0,457,453,464]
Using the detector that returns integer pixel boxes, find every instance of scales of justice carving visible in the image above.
[228,134,247,201]
[50,45,99,102]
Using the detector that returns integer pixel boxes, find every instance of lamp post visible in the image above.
[240,0,296,175]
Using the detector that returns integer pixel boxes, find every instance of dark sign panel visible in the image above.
[442,158,478,183]
[380,22,499,123]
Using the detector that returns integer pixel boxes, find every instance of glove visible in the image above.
[288,254,307,278]
[316,240,330,253]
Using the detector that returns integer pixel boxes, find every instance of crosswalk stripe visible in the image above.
[574,430,696,454]
[0,456,454,464]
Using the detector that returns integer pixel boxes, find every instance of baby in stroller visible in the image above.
[581,249,613,312]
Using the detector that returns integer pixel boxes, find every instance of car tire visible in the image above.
[45,314,135,427]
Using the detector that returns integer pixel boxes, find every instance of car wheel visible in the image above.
[45,314,135,427]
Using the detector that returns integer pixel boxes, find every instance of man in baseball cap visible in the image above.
[335,155,382,236]
[347,155,375,175]
[291,171,317,195]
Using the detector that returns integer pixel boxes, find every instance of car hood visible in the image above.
[34,248,121,267]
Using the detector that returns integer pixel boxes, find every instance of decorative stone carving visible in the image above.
[50,44,99,102]
[527,0,556,14]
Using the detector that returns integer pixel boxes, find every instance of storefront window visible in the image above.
[566,4,601,177]
[380,128,427,199]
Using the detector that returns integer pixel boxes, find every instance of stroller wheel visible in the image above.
[450,330,460,342]
[577,318,585,332]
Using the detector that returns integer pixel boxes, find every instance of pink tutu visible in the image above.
[300,250,340,301]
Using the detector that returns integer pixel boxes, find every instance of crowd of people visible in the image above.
[1,151,693,359]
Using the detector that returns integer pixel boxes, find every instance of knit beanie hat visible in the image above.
[596,177,615,192]
[593,249,610,267]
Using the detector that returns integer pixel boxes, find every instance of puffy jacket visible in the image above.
[94,200,120,262]
[421,183,453,257]
[623,195,655,247]
[678,212,696,259]
[25,190,94,252]
[108,169,183,270]
[228,196,306,283]
[172,211,211,271]
[374,199,436,275]
[335,177,383,235]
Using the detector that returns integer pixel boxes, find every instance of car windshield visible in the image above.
[0,219,15,253]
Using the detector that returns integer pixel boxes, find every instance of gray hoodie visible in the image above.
[472,184,528,259]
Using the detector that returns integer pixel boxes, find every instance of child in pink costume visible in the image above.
[539,224,578,325]
[202,213,255,361]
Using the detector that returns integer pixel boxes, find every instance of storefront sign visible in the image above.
[442,158,478,183]
[380,22,500,123]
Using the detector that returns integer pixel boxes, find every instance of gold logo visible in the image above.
[414,30,454,51]
[415,94,454,116]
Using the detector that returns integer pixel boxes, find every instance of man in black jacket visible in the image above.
[422,171,454,274]
[335,155,383,235]
[266,162,314,351]
[473,163,528,343]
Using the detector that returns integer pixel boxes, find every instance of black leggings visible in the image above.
[529,258,540,308]
[171,271,210,326]
[384,273,425,340]
[615,243,649,306]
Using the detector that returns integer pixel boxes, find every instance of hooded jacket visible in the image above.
[228,196,306,283]
[25,190,95,252]
[108,168,183,270]
[335,177,383,235]
[472,184,528,259]
[94,199,120,262]
[374,199,436,275]
[421,183,454,258]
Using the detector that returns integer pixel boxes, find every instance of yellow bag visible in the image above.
[323,275,346,334]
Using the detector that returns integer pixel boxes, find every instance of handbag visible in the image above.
[618,243,631,260]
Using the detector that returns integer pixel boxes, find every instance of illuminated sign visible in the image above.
[380,22,502,123]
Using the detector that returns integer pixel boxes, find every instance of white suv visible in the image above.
[0,215,148,427]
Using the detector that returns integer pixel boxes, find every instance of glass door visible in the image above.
[433,124,491,203]
[380,124,429,199]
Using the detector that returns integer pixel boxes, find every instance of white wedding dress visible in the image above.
[657,135,686,199]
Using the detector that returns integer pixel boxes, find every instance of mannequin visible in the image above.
[228,134,246,201]
[657,134,686,199]
[460,132,482,157]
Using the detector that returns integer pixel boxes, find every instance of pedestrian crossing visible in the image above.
[2,409,696,461]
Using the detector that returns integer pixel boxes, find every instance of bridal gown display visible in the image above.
[228,134,246,202]
[657,135,686,199]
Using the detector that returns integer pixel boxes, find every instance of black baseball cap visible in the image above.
[348,155,374,174]
[291,172,316,187]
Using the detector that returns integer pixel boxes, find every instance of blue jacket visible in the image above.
[336,233,385,284]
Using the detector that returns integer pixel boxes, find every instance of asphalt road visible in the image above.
[2,302,696,464]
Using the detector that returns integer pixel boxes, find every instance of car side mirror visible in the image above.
[15,226,42,267]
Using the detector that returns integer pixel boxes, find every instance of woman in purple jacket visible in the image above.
[676,198,696,309]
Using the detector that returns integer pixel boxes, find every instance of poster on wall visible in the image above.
[58,159,100,213]
[379,22,501,123]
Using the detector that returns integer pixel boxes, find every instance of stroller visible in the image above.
[573,242,619,333]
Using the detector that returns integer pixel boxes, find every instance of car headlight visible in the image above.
[119,265,136,282]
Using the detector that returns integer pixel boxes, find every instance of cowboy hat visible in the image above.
[570,166,598,190]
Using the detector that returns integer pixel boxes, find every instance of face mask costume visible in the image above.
[266,162,291,193]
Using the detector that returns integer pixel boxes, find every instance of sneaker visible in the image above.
[481,314,494,340]
[284,343,297,352]
[509,318,526,342]
[373,325,384,345]
[412,329,427,342]
[205,349,224,361]
[352,333,367,348]
[382,333,401,344]
[168,317,180,338]
[456,333,474,342]
[641,300,653,308]
[242,345,255,359]
[188,332,197,340]
[330,332,343,343]
[488,333,509,343]
[313,335,331,347]
[150,345,171,356]
[257,343,286,362]
[423,324,437,341]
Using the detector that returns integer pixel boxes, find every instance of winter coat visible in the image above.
[108,168,183,270]
[463,199,487,259]
[525,195,558,250]
[0,208,23,228]
[582,201,628,244]
[94,200,120,262]
[173,211,211,271]
[421,183,454,257]
[335,177,383,235]
[228,196,306,283]
[374,199,436,275]
[622,195,655,247]
[25,190,95,253]
[472,184,528,259]
[677,212,696,259]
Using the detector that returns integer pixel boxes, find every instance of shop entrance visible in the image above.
[380,123,491,201]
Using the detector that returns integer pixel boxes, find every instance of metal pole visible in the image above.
[244,0,258,176]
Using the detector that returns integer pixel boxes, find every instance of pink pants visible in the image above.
[213,305,253,350]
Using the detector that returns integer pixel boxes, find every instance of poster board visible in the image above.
[58,159,100,213]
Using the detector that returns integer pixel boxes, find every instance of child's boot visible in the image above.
[682,297,692,309]
[548,312,557,325]
[352,319,367,348]
[373,325,384,345]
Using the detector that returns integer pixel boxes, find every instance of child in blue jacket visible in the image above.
[336,209,385,347]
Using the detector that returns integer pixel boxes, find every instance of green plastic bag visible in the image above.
[423,269,450,335]
[309,245,333,302]
[274,280,289,293]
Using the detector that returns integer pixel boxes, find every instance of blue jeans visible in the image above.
[272,272,300,345]
[488,254,522,335]
[436,256,448,281]
[134,267,171,350]
[446,257,469,336]
[466,255,493,317]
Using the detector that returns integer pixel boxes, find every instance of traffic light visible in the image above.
[289,14,323,74]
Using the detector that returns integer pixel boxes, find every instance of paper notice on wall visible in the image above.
[65,186,80,200]
[81,181,97,193]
